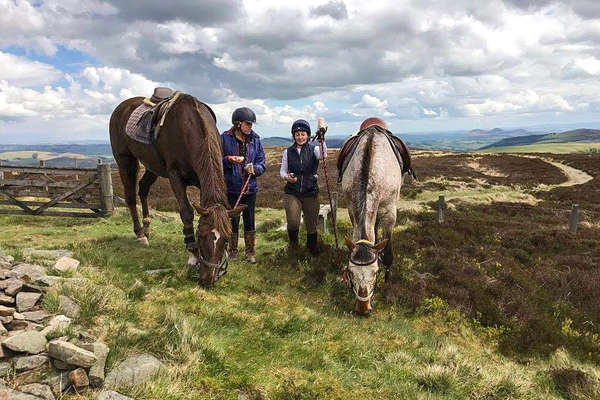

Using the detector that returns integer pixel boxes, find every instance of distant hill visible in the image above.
[466,128,532,138]
[261,135,350,148]
[480,129,600,150]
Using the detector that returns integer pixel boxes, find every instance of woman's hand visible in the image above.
[227,156,245,164]
[285,173,297,183]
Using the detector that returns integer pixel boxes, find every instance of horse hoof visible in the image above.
[137,237,149,246]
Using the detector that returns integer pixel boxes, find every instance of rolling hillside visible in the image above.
[480,128,600,150]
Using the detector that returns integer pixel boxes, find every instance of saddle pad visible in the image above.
[337,126,416,182]
[125,103,153,144]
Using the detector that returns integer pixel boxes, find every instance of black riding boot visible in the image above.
[307,232,318,255]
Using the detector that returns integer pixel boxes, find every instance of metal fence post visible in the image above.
[569,204,579,234]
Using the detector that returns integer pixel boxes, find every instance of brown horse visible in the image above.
[109,93,245,285]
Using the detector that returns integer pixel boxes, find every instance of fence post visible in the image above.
[569,204,579,234]
[331,191,338,226]
[98,161,114,217]
[437,195,446,224]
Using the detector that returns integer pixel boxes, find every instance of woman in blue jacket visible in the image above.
[221,107,266,263]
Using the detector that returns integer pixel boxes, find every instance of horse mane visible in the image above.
[180,94,229,208]
[207,203,232,238]
[357,130,375,238]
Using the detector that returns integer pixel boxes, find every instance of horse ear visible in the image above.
[193,202,209,216]
[372,239,389,253]
[227,205,247,217]
[345,237,355,252]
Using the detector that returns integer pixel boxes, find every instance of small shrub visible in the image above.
[416,364,455,393]
[550,368,599,400]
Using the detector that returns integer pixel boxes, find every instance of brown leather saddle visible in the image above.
[337,125,417,182]
[126,88,217,144]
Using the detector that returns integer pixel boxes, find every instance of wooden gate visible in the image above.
[0,161,114,218]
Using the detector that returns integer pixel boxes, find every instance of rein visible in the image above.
[234,174,251,209]
[315,134,349,285]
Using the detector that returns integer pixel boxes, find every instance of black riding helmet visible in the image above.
[232,107,257,125]
[291,119,311,139]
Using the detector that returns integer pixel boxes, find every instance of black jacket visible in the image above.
[284,143,319,197]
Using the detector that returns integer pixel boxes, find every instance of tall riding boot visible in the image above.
[228,232,239,260]
[307,232,318,255]
[287,229,299,266]
[244,231,256,264]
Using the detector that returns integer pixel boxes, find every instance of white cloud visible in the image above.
[0,52,62,86]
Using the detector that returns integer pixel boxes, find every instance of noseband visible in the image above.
[194,249,229,284]
[343,249,383,303]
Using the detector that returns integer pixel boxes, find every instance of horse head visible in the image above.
[192,203,246,286]
[345,237,388,316]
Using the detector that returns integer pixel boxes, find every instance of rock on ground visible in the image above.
[53,257,80,273]
[2,331,47,354]
[58,295,80,319]
[69,367,89,388]
[23,249,73,260]
[96,391,135,400]
[104,353,163,390]
[14,354,50,372]
[40,315,72,336]
[0,387,45,399]
[19,383,55,400]
[16,292,42,312]
[10,263,47,281]
[47,340,97,368]
[82,342,109,387]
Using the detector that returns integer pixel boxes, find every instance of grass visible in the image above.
[478,142,600,154]
[1,207,599,399]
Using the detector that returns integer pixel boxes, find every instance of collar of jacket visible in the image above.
[225,127,260,140]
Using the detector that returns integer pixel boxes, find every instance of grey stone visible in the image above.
[97,391,134,400]
[4,278,23,296]
[82,342,109,387]
[52,358,76,370]
[0,322,6,335]
[14,354,49,372]
[0,294,14,306]
[13,312,25,320]
[0,315,12,324]
[9,264,47,281]
[6,320,41,331]
[19,383,55,400]
[42,370,70,397]
[40,315,72,337]
[22,311,52,323]
[58,296,80,319]
[2,331,47,354]
[23,249,72,260]
[104,353,162,390]
[47,340,96,368]
[53,257,79,273]
[35,276,63,287]
[16,292,41,312]
[22,283,45,293]
[0,387,43,399]
[0,361,10,377]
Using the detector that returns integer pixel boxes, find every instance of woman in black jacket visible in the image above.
[279,119,327,257]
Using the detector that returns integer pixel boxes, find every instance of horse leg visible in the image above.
[380,211,396,283]
[139,170,158,239]
[167,170,196,263]
[117,156,147,245]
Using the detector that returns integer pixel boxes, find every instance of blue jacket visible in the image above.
[221,128,266,195]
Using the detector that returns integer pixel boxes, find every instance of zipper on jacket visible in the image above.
[299,146,304,193]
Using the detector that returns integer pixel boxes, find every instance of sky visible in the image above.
[2,0,600,143]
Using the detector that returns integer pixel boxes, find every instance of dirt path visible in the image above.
[539,157,593,187]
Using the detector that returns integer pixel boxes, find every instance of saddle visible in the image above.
[337,125,417,182]
[125,87,181,144]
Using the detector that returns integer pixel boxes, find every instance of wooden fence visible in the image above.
[0,160,114,218]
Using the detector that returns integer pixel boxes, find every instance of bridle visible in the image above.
[194,246,229,285]
[343,239,381,303]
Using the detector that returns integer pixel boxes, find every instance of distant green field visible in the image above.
[477,142,600,154]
